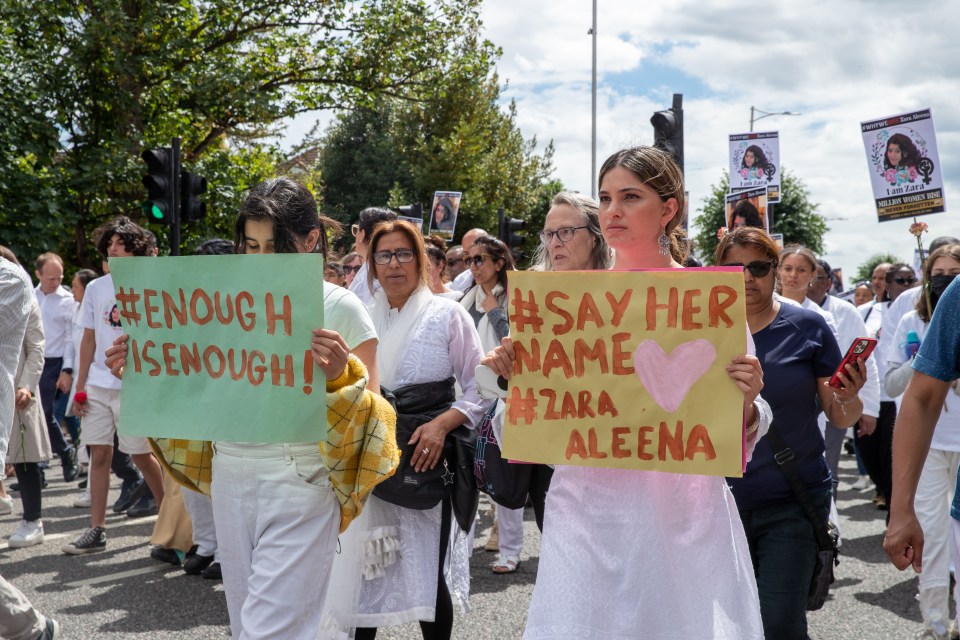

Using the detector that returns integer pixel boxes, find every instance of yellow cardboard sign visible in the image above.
[502,268,747,477]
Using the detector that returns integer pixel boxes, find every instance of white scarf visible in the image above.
[460,284,504,353]
[371,285,434,390]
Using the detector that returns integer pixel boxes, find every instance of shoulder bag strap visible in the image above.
[765,423,834,551]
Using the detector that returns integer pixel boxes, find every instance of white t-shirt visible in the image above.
[859,300,892,400]
[323,281,378,349]
[347,262,379,307]
[79,274,124,390]
[889,310,960,451]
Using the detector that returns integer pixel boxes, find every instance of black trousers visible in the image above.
[528,464,554,532]
[39,357,72,462]
[854,400,895,505]
[12,463,42,521]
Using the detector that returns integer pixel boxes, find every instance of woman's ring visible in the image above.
[423,448,430,455]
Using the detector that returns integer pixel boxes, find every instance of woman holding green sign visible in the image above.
[106,178,385,640]
[482,146,771,639]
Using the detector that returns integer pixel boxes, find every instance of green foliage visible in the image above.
[692,170,829,264]
[318,72,556,259]
[0,0,496,271]
[854,253,903,285]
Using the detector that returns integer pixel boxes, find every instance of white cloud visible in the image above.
[481,0,960,280]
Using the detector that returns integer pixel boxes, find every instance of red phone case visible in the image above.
[828,337,877,388]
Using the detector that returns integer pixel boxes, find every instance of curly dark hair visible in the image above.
[94,216,153,257]
[884,133,921,170]
[742,145,768,171]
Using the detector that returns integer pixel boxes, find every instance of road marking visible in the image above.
[0,531,72,551]
[1,514,158,552]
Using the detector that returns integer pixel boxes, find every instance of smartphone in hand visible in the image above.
[828,337,877,389]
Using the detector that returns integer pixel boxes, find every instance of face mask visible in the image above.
[929,274,958,312]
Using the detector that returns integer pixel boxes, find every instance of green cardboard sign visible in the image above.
[109,254,327,443]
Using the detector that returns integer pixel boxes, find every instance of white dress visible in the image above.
[352,294,490,627]
[524,468,764,639]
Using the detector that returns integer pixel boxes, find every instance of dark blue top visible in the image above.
[728,302,842,510]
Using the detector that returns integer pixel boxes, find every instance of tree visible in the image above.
[0,0,496,268]
[692,170,829,264]
[317,72,556,259]
[854,252,903,285]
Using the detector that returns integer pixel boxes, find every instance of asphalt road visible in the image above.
[0,453,933,638]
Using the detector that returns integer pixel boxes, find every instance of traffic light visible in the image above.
[497,208,525,254]
[650,93,684,173]
[180,171,207,223]
[141,148,177,225]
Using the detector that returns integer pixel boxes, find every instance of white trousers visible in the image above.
[0,574,44,640]
[495,504,524,561]
[212,442,340,640]
[182,488,218,560]
[914,448,960,594]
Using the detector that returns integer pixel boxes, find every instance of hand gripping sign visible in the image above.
[502,268,748,477]
[109,254,327,443]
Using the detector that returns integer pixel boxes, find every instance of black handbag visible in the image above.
[474,402,533,509]
[766,424,840,611]
[373,378,480,532]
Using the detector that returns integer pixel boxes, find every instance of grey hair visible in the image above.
[530,192,613,272]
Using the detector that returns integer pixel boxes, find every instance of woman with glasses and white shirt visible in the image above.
[350,220,490,640]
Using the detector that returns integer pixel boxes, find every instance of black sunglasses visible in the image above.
[893,276,917,285]
[721,260,775,278]
[341,264,362,274]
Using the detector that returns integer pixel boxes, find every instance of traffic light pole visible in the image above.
[170,137,181,256]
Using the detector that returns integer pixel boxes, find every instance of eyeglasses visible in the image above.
[341,264,362,275]
[467,254,493,268]
[539,226,589,244]
[373,249,416,265]
[447,259,462,267]
[893,276,917,285]
[351,224,360,237]
[721,261,775,278]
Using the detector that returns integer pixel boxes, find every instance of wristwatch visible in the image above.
[62,368,73,375]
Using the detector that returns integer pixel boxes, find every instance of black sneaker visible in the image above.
[61,526,106,555]
[126,494,159,518]
[112,478,145,513]
[201,561,222,581]
[39,617,60,639]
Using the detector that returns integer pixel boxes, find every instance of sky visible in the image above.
[282,0,960,283]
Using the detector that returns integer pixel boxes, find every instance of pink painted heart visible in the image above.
[633,339,717,413]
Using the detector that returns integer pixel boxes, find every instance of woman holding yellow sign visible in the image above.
[483,146,770,639]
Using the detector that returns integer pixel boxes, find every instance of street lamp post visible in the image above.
[749,106,800,132]
[590,0,597,197]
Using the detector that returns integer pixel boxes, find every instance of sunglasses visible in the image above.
[467,254,493,268]
[373,249,416,265]
[341,264,362,275]
[893,276,917,285]
[721,260,775,278]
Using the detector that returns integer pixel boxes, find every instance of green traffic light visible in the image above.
[143,201,165,220]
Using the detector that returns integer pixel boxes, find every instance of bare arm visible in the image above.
[883,371,952,573]
[350,337,379,395]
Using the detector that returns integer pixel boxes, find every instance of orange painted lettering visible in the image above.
[659,421,685,461]
[542,339,573,377]
[190,289,214,325]
[214,292,234,325]
[143,289,161,329]
[161,289,187,328]
[646,286,678,330]
[587,428,607,459]
[708,285,737,328]
[577,293,604,330]
[247,350,266,385]
[539,389,560,419]
[573,338,608,376]
[202,345,226,379]
[236,292,256,331]
[681,288,703,330]
[637,426,654,460]
[265,293,292,336]
[514,339,541,374]
[597,391,618,417]
[560,392,577,419]
[545,291,573,335]
[611,333,634,375]
[565,429,588,460]
[180,343,201,375]
[611,427,631,458]
[605,289,632,327]
[161,343,180,376]
[577,391,596,418]
[271,354,294,387]
[685,424,717,460]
